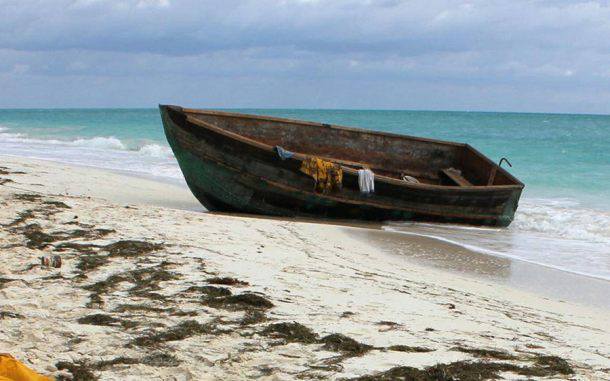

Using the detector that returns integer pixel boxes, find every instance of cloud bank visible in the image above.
[1,0,609,112]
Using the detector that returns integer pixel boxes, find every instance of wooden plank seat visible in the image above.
[440,168,472,186]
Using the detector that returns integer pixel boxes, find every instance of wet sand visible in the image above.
[351,229,610,310]
[1,155,609,380]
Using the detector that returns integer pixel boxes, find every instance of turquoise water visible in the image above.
[1,108,609,279]
[1,108,608,207]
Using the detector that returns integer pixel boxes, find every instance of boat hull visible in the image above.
[160,106,522,226]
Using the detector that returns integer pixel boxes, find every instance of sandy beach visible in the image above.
[1,155,609,380]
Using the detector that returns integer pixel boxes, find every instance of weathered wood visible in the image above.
[160,105,524,226]
[487,166,498,186]
[440,168,473,187]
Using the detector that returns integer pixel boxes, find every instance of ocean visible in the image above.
[1,108,609,280]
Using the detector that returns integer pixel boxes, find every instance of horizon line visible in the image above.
[1,106,609,117]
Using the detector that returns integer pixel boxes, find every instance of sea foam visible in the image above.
[0,127,184,181]
[385,198,610,280]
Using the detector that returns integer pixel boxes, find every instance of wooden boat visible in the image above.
[159,105,524,226]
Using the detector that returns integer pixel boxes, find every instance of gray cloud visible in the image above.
[1,0,609,112]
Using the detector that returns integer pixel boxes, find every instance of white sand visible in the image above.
[1,156,609,380]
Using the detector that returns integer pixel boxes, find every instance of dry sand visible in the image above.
[1,155,609,380]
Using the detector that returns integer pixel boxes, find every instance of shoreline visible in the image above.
[1,155,609,379]
[350,228,610,311]
[0,154,202,211]
[2,154,609,310]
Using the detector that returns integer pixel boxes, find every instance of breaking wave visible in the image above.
[513,198,610,243]
[385,198,610,280]
[0,126,182,180]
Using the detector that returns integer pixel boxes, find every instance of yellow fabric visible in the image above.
[300,157,343,193]
[0,355,51,381]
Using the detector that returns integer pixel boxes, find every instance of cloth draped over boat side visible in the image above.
[0,355,52,381]
[358,168,375,194]
[274,146,294,160]
[300,157,342,193]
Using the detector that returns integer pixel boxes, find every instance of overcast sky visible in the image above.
[1,0,609,113]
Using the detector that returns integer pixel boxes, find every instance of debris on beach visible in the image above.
[320,333,373,356]
[104,240,163,258]
[202,292,274,310]
[262,322,318,344]
[206,276,250,286]
[0,164,605,380]
[130,320,217,347]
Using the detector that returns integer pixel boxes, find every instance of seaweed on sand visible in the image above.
[350,355,575,381]
[77,312,140,329]
[386,345,434,353]
[84,272,128,296]
[43,200,71,209]
[260,322,389,358]
[348,362,509,381]
[376,320,401,328]
[21,223,56,249]
[54,242,108,273]
[76,254,109,272]
[450,347,572,376]
[184,285,232,298]
[141,352,180,367]
[202,292,274,311]
[64,228,114,240]
[262,322,318,344]
[41,273,67,280]
[529,355,574,376]
[0,311,24,319]
[94,353,179,370]
[0,278,15,289]
[93,357,139,370]
[13,193,42,202]
[113,303,197,318]
[93,352,180,370]
[56,361,98,381]
[240,310,267,326]
[319,334,372,356]
[6,195,74,229]
[0,167,24,175]
[54,242,101,254]
[128,265,178,294]
[104,240,164,258]
[83,263,178,308]
[130,320,216,347]
[113,304,169,314]
[453,346,516,360]
[77,314,120,326]
[18,223,115,250]
[87,293,104,309]
[6,209,35,227]
[207,277,249,286]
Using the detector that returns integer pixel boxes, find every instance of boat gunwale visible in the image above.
[181,107,467,148]
[176,109,523,192]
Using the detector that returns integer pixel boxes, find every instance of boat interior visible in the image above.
[180,108,522,188]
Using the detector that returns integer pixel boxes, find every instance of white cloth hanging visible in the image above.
[358,169,375,194]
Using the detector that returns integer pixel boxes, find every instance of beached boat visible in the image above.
[159,105,524,226]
